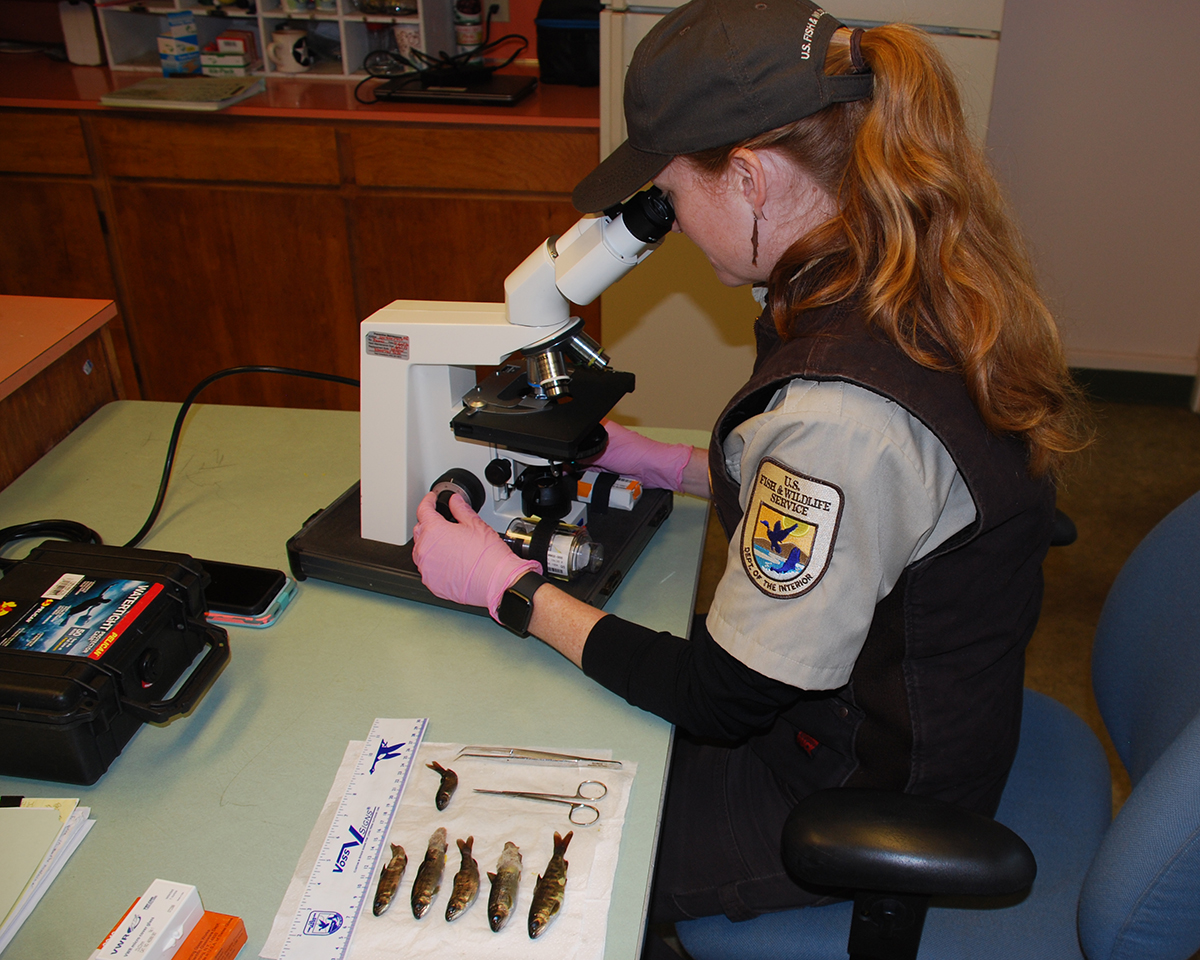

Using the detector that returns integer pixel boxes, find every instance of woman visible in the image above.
[412,0,1089,934]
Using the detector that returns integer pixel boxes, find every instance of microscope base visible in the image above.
[285,482,674,616]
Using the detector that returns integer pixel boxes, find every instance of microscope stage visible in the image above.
[451,366,636,461]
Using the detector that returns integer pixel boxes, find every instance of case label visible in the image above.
[0,577,164,658]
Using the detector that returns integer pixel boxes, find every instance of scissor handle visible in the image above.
[569,803,601,826]
[575,780,607,801]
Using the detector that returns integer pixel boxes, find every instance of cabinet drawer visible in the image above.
[351,126,598,193]
[0,114,91,176]
[95,118,340,185]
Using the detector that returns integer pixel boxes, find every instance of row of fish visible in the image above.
[372,827,573,939]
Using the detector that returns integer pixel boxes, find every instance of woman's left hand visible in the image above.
[411,491,541,620]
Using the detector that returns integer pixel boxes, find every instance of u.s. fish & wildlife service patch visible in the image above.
[741,457,843,598]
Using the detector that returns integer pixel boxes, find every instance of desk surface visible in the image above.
[0,296,118,400]
[0,401,709,959]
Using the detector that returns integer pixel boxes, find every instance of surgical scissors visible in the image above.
[474,780,608,826]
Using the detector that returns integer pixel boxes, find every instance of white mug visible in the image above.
[268,28,313,73]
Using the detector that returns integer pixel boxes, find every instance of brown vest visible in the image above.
[709,299,1054,815]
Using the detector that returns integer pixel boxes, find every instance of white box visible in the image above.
[90,879,204,960]
[202,63,259,76]
[163,10,197,37]
[158,36,199,56]
[200,51,250,65]
[215,28,258,57]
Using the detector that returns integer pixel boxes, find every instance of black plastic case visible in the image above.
[0,542,230,785]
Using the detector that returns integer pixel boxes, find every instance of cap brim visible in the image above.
[571,139,674,213]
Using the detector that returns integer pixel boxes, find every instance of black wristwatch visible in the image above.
[496,572,547,637]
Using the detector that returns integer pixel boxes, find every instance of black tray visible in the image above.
[286,481,673,615]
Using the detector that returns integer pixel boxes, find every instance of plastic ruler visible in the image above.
[278,717,428,960]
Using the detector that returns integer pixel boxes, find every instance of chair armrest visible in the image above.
[781,788,1036,897]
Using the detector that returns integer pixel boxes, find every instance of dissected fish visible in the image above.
[528,831,572,939]
[372,843,407,917]
[427,761,458,811]
[487,841,522,932]
[444,835,480,922]
[410,827,448,919]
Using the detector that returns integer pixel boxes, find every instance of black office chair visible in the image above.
[677,495,1200,959]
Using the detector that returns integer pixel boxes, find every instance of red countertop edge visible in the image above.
[0,55,600,128]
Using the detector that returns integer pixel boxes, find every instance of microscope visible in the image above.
[287,187,677,611]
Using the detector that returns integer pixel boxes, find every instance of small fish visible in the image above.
[411,827,447,919]
[528,831,572,939]
[372,843,407,917]
[487,841,522,932]
[444,836,480,922]
[427,761,458,811]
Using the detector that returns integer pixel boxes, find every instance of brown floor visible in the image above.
[693,401,1200,815]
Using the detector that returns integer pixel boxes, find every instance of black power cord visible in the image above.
[355,3,528,104]
[0,365,359,570]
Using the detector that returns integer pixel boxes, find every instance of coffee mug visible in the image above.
[393,25,420,59]
[268,28,314,72]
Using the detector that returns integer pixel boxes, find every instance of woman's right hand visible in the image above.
[587,420,696,492]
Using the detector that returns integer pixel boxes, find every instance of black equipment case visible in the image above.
[0,541,230,785]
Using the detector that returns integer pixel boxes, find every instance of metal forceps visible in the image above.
[474,780,608,826]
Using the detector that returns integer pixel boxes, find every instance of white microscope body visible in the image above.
[359,187,674,547]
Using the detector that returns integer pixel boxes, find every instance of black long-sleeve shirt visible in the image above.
[580,614,805,739]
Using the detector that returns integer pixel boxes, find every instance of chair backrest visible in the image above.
[1079,490,1200,960]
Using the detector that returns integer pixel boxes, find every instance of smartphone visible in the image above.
[206,578,297,629]
[199,559,288,616]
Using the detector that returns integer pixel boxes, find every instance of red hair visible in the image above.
[688,24,1090,478]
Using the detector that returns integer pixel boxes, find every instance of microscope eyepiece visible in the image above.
[618,186,675,244]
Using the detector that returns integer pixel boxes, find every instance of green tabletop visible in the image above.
[0,401,710,960]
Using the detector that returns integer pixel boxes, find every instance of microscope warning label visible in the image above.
[366,332,409,360]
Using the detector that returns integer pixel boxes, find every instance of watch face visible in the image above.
[498,587,533,635]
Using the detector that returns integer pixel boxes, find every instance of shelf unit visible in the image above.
[96,0,454,78]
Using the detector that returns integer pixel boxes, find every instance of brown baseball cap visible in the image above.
[572,0,873,213]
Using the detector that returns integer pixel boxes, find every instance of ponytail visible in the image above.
[688,24,1090,479]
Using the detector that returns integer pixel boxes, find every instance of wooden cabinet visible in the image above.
[0,297,126,491]
[0,112,139,396]
[108,181,361,408]
[0,108,599,411]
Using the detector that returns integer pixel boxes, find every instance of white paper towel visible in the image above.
[263,742,636,960]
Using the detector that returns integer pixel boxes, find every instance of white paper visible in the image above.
[0,805,95,954]
[263,743,635,960]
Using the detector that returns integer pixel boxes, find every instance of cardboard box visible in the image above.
[163,11,196,35]
[201,63,259,76]
[160,52,202,76]
[90,880,204,960]
[200,51,250,65]
[215,28,258,58]
[158,36,199,56]
[175,912,247,960]
[162,10,197,38]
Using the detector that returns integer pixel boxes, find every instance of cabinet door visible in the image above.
[350,194,601,345]
[0,179,114,299]
[109,183,360,409]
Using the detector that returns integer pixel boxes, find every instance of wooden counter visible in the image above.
[0,296,126,490]
[0,55,601,410]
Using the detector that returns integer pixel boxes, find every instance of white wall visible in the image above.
[985,0,1200,376]
[603,233,759,430]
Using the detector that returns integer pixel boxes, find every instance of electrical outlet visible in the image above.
[486,0,509,22]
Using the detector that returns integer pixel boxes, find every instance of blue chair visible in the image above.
[677,491,1200,960]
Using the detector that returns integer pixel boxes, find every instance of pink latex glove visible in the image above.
[411,491,541,621]
[589,419,695,492]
